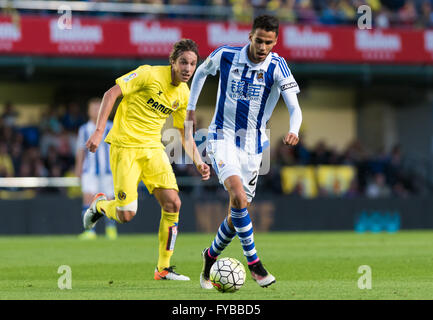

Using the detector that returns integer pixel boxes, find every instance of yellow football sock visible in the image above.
[157,210,179,272]
[97,200,122,223]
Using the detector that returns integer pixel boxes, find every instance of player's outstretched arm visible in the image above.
[86,84,122,153]
[178,127,210,181]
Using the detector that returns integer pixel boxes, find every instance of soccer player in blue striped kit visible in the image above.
[75,98,117,240]
[187,15,303,288]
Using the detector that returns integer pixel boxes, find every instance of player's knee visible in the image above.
[116,210,136,223]
[162,196,181,213]
[230,192,248,209]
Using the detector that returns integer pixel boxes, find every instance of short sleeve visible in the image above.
[172,87,189,129]
[173,104,187,129]
[115,65,152,97]
[274,57,300,94]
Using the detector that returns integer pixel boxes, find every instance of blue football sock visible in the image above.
[209,217,236,258]
[230,207,259,265]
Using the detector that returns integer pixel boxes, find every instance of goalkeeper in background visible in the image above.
[83,39,210,281]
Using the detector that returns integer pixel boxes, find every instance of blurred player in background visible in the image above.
[75,98,117,240]
[187,15,303,288]
[83,39,210,281]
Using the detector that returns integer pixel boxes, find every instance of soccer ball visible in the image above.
[209,257,246,293]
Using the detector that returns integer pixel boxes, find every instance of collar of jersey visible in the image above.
[238,44,273,71]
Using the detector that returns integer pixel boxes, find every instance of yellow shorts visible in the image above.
[109,145,178,206]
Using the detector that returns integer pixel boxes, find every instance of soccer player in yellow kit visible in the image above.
[83,39,210,281]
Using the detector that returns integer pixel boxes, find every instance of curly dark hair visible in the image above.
[169,39,199,64]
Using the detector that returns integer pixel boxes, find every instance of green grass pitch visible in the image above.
[1,231,433,300]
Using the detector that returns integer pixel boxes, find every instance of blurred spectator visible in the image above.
[44,145,62,177]
[40,127,61,159]
[366,172,391,198]
[344,177,360,198]
[296,0,318,24]
[0,142,14,177]
[273,138,297,166]
[19,147,47,177]
[10,141,23,176]
[375,6,391,28]
[40,105,63,135]
[1,101,19,128]
[320,0,341,25]
[392,181,410,198]
[292,133,311,164]
[398,0,418,26]
[231,0,254,23]
[251,0,268,16]
[336,0,357,24]
[416,0,433,28]
[60,102,86,133]
[366,0,382,12]
[385,144,403,186]
[310,140,330,164]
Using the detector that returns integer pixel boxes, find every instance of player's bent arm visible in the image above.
[96,84,122,133]
[178,127,203,166]
[86,84,122,153]
[186,62,209,112]
[281,90,302,137]
[177,127,210,180]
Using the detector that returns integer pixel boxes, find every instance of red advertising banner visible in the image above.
[1,15,432,64]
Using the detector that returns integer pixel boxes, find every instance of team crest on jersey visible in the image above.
[218,160,225,168]
[123,73,137,82]
[256,71,265,82]
[172,100,180,110]
[118,191,127,201]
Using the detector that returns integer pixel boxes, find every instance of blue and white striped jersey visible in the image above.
[76,120,113,176]
[187,44,300,155]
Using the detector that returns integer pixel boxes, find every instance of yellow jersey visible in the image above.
[105,65,190,148]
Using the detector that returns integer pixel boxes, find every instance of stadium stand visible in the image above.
[7,0,433,27]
